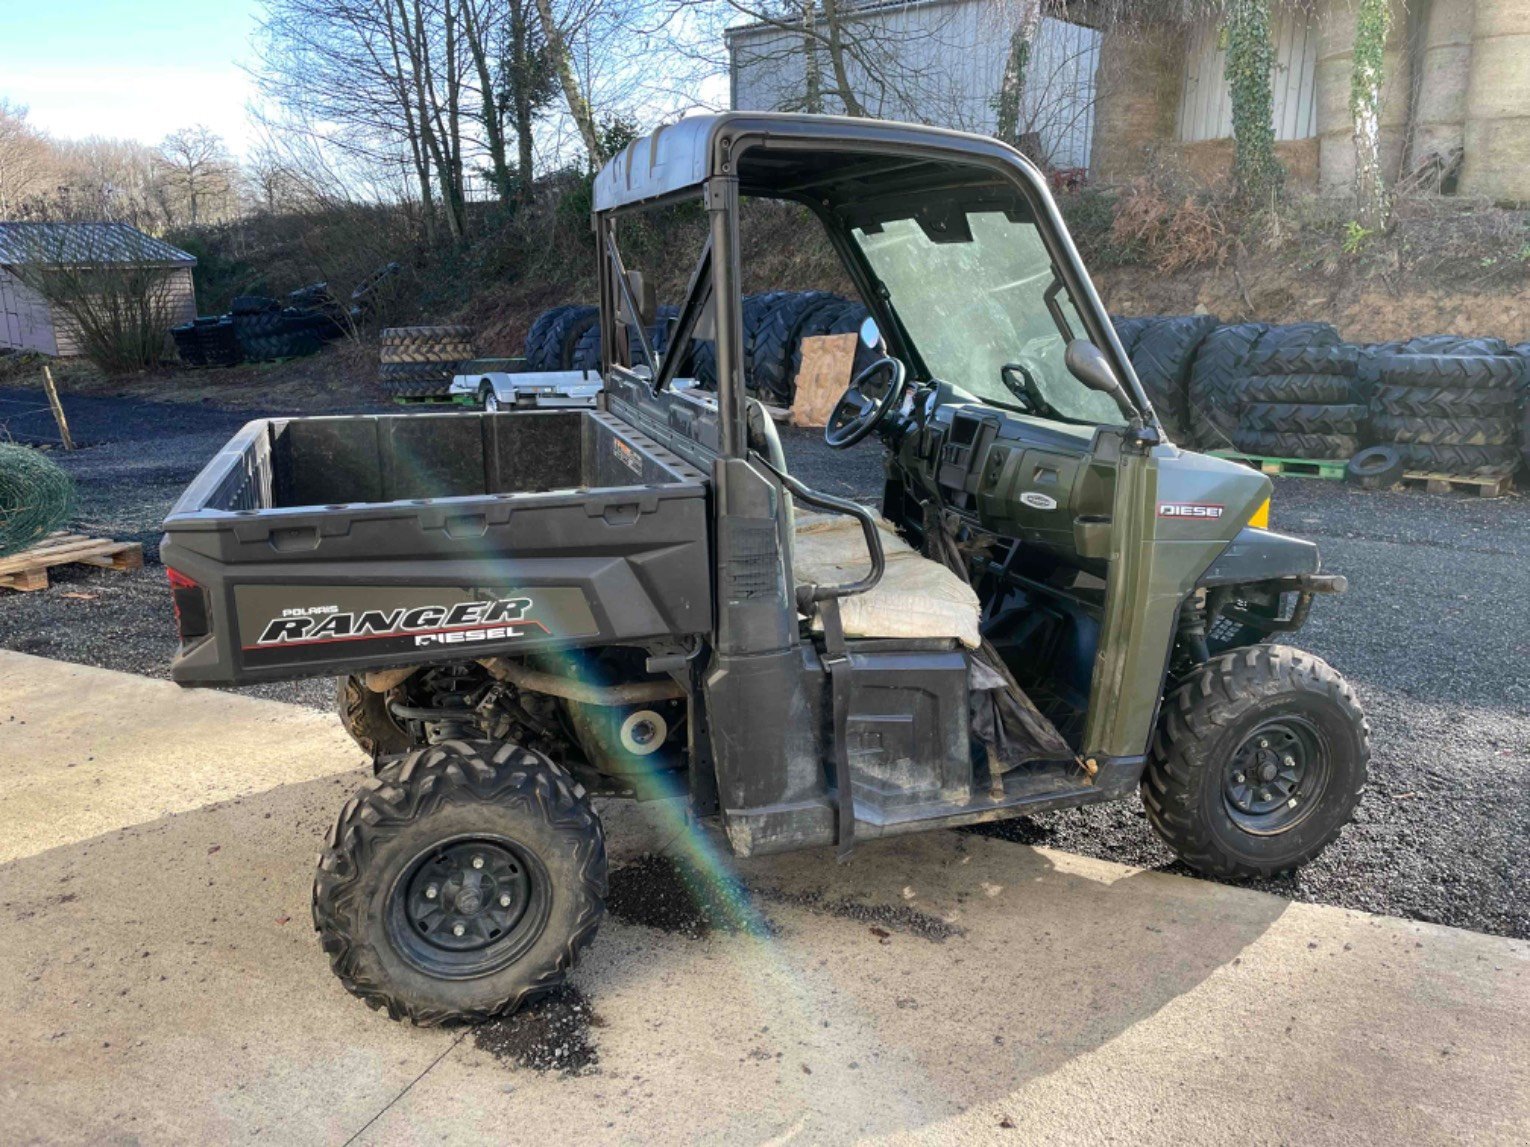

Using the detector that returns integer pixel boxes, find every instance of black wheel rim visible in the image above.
[385,834,550,979]
[1223,716,1332,834]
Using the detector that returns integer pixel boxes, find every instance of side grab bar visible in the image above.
[751,453,886,611]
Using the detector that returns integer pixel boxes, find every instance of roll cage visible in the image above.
[591,111,1160,454]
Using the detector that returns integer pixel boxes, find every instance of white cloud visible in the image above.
[5,63,256,155]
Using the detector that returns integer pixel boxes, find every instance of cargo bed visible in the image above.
[161,410,712,687]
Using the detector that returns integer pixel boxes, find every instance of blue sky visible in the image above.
[1,0,262,154]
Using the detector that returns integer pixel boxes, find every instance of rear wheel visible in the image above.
[336,676,416,762]
[1143,645,1369,879]
[312,740,607,1025]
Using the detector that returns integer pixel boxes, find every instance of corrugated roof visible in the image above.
[0,222,196,267]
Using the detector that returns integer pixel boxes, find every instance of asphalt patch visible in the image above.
[960,816,1055,847]
[471,986,602,1075]
[606,853,764,938]
[755,887,964,943]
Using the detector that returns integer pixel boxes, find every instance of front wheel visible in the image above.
[1142,645,1368,880]
[312,740,607,1025]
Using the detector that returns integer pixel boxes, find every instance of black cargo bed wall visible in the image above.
[267,412,587,507]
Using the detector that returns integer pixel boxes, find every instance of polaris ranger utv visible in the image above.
[163,113,1367,1025]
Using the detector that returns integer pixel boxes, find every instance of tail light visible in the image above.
[166,568,211,641]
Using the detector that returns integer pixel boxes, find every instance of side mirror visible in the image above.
[1064,339,1135,418]
[859,315,884,352]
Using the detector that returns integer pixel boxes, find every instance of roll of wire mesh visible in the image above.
[0,443,76,557]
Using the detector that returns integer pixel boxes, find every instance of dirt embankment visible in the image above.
[1095,263,1529,346]
[1092,196,1530,345]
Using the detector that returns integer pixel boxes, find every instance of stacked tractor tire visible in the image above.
[1110,315,1219,443]
[378,325,476,399]
[523,296,1528,487]
[523,292,877,410]
[1230,339,1365,462]
[1357,336,1526,482]
[171,282,350,368]
[168,316,240,367]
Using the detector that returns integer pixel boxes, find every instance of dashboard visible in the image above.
[892,386,1121,566]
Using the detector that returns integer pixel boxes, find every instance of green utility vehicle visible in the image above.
[163,113,1366,1024]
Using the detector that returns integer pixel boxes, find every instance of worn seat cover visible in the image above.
[792,511,981,648]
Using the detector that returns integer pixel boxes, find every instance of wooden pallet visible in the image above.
[1209,451,1348,480]
[0,533,144,592]
[1400,470,1515,498]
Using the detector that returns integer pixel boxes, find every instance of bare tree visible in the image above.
[156,126,239,227]
[52,137,164,227]
[532,0,605,164]
[0,102,59,217]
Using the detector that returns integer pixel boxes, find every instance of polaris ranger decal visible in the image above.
[254,596,538,646]
[233,585,598,669]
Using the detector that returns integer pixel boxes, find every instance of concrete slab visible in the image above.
[0,650,367,863]
[0,656,1526,1145]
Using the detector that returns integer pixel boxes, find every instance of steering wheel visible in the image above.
[824,356,907,449]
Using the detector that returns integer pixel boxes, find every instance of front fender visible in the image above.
[1197,527,1320,587]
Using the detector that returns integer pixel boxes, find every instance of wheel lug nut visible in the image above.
[1258,739,1269,749]
[1283,755,1295,768]
[425,885,438,900]
[452,923,465,937]
[500,894,512,908]
[1260,790,1271,801]
[472,856,485,870]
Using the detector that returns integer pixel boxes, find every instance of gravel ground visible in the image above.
[3,389,1526,938]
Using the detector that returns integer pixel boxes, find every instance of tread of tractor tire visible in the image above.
[1189,322,1338,447]
[523,306,595,371]
[1370,413,1516,447]
[1391,442,1520,477]
[740,292,791,396]
[379,344,475,365]
[1141,644,1369,880]
[1367,334,1513,358]
[1237,372,1356,405]
[1230,429,1361,459]
[1361,352,1526,391]
[1243,343,1359,377]
[312,739,606,1026]
[1125,315,1219,441]
[1370,384,1518,419]
[1110,316,1154,359]
[570,321,603,372]
[380,381,453,399]
[1240,402,1368,434]
[753,291,836,405]
[379,361,458,382]
[380,324,475,344]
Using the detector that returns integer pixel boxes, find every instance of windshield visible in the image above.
[853,209,1124,426]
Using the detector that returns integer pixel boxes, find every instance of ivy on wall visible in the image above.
[994,28,1031,147]
[1223,0,1283,203]
[1351,0,1392,228]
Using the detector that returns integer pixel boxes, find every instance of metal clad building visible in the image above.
[727,0,1103,170]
